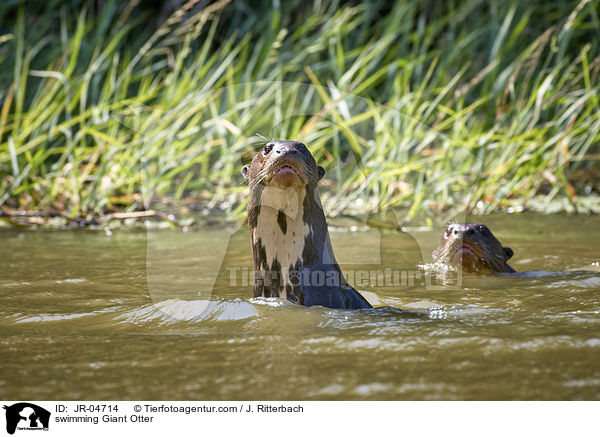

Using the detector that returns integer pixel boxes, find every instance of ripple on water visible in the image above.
[14,312,98,323]
[113,298,259,326]
[482,335,600,354]
[511,270,600,290]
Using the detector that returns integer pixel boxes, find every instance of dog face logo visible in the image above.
[3,403,50,435]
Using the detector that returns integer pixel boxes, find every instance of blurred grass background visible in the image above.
[0,0,599,227]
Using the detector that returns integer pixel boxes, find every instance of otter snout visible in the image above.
[272,141,303,157]
[446,223,478,237]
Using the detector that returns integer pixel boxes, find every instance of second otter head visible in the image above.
[241,141,325,190]
[432,223,515,274]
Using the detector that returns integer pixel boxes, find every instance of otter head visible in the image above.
[432,223,515,274]
[241,141,325,191]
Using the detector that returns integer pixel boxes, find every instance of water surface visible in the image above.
[2,213,600,400]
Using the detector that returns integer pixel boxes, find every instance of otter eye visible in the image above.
[263,143,273,156]
[478,225,490,236]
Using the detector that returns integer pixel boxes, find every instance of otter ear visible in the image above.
[241,165,249,182]
[317,166,325,180]
[503,247,514,261]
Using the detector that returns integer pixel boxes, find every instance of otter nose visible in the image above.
[275,146,299,156]
[450,224,473,236]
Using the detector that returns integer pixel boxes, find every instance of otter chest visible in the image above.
[252,186,311,297]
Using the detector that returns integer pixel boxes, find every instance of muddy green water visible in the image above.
[2,213,600,400]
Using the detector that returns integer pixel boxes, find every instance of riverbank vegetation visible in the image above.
[0,0,599,228]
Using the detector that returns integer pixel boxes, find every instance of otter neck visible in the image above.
[248,183,339,302]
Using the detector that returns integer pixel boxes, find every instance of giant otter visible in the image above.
[241,140,372,309]
[432,223,516,274]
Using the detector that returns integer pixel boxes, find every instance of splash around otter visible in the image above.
[241,140,372,309]
[432,223,516,274]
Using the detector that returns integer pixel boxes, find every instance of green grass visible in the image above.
[0,0,599,227]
